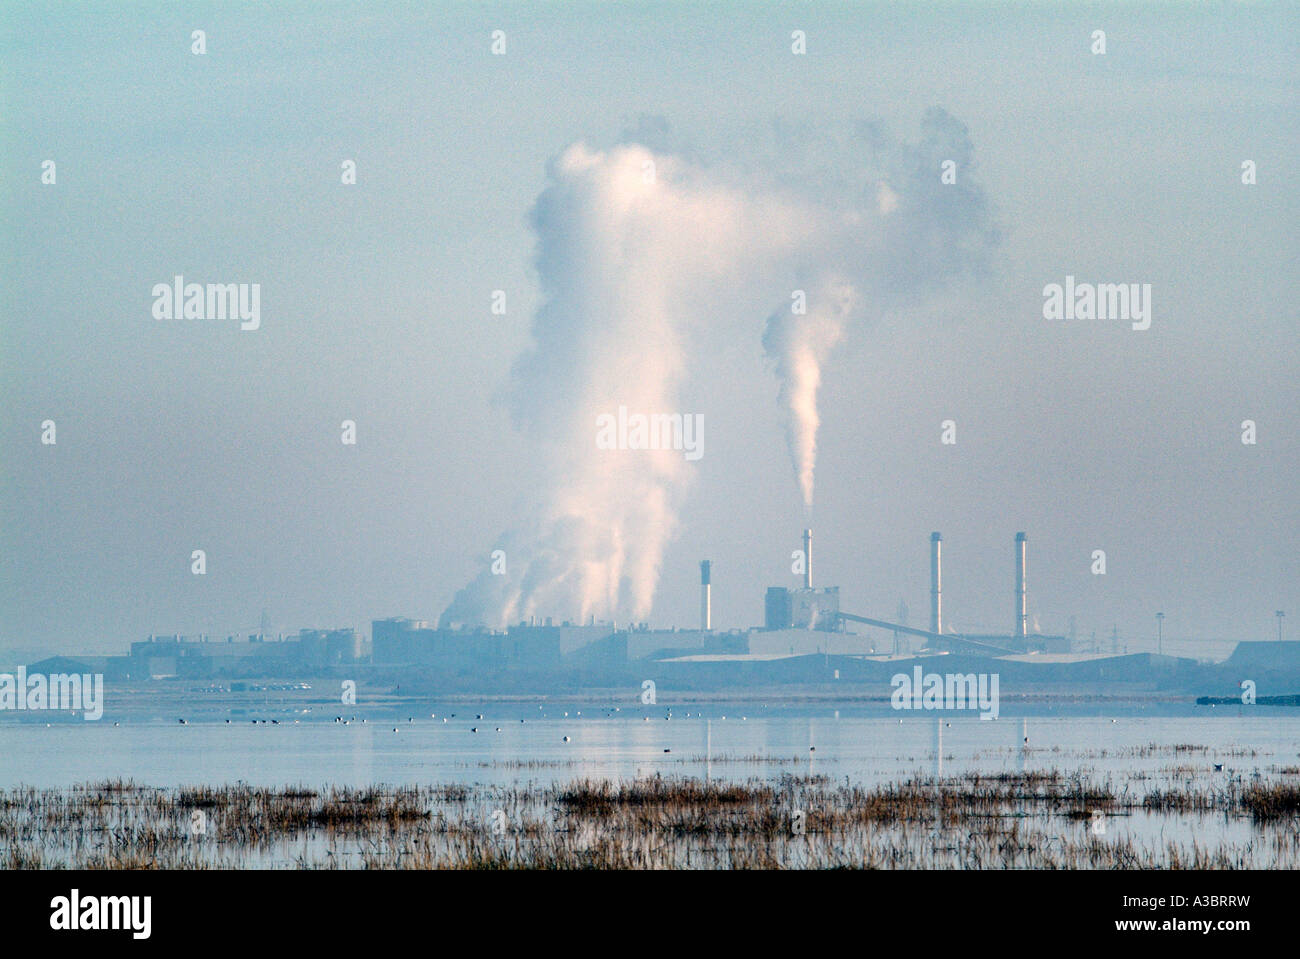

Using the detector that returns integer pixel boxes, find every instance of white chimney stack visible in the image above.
[700,560,712,631]
[930,532,942,635]
[1015,532,1028,638]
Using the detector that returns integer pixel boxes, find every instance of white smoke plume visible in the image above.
[442,112,997,629]
[762,277,856,508]
[441,143,820,629]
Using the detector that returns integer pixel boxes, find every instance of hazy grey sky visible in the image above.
[2,1,1296,660]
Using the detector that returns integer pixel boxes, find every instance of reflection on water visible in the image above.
[3,700,1294,786]
[3,701,1297,867]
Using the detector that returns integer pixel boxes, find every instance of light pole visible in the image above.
[1156,612,1165,656]
[1278,611,1285,643]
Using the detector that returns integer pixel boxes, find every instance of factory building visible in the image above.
[297,629,365,667]
[370,618,435,665]
[625,628,746,660]
[96,527,1079,682]
[371,618,620,669]
[128,628,365,678]
[763,586,842,631]
[763,528,843,631]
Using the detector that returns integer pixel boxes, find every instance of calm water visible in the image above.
[3,700,1295,791]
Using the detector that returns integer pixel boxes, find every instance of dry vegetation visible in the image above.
[2,770,1297,869]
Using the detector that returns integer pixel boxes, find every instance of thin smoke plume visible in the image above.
[763,277,855,508]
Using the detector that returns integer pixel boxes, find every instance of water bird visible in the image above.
[178,719,187,724]
[664,748,671,753]
[471,727,479,733]
[562,736,571,743]
[1214,763,1224,771]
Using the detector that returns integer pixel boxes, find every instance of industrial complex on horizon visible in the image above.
[18,528,1298,697]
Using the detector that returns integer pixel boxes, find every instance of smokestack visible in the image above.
[930,532,942,635]
[1015,532,1028,638]
[699,560,712,631]
[802,528,813,590]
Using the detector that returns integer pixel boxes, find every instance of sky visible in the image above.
[1,1,1296,662]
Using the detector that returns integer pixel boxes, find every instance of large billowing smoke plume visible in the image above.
[442,111,997,628]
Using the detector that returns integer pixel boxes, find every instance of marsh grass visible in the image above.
[3,770,1296,869]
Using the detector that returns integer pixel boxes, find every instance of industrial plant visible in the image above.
[26,528,1296,697]
[342,526,1296,695]
[364,528,1068,671]
[758,528,1066,654]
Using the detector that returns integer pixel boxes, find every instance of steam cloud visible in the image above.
[762,277,855,508]
[442,111,997,628]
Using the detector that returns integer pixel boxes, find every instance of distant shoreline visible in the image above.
[5,680,1267,709]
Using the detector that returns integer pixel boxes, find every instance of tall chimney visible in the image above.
[700,560,712,631]
[930,532,942,635]
[802,528,813,590]
[1015,532,1028,638]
